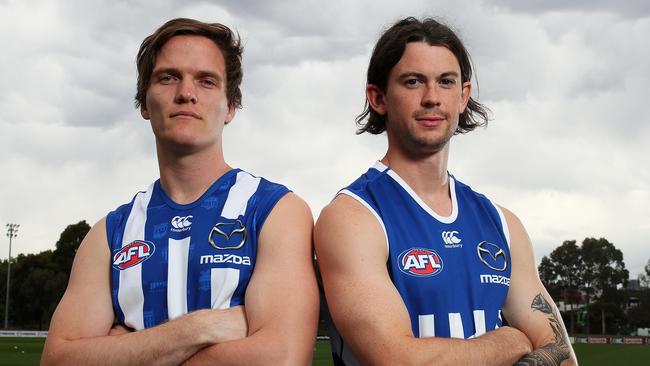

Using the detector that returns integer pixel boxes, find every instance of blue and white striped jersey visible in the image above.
[106,169,289,330]
[328,162,511,365]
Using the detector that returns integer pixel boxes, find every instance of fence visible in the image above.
[0,330,48,337]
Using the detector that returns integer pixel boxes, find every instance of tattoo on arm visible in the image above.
[514,293,572,366]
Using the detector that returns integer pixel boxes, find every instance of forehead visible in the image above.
[390,42,461,77]
[154,35,226,73]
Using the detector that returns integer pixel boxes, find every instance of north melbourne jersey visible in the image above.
[329,162,512,365]
[106,169,289,330]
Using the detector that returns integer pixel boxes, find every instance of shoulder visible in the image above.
[268,192,312,222]
[318,193,380,229]
[496,205,528,241]
[315,193,387,259]
[233,169,290,201]
[343,163,389,194]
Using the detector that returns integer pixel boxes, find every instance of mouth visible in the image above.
[414,115,445,127]
[413,110,446,127]
[170,111,201,119]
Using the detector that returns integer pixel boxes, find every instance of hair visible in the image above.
[356,17,490,135]
[135,18,243,109]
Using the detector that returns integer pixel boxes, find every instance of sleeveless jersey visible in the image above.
[328,162,511,365]
[106,169,289,330]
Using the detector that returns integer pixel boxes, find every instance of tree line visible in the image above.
[0,221,90,330]
[539,237,650,335]
[1,222,649,335]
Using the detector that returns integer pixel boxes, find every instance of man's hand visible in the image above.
[488,326,533,355]
[188,306,248,344]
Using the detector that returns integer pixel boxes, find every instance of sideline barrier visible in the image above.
[573,336,650,345]
[0,330,48,337]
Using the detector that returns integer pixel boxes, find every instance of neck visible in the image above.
[381,143,452,216]
[156,142,231,205]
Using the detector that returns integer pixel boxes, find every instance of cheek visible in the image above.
[146,92,172,117]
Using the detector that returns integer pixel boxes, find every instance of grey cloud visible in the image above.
[490,0,650,18]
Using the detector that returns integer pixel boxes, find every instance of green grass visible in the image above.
[313,339,334,366]
[0,337,45,366]
[574,343,650,365]
[3,337,649,365]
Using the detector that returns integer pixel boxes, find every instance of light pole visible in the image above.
[5,223,19,329]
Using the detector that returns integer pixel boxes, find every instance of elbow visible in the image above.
[41,337,82,366]
[40,341,65,366]
[263,338,316,366]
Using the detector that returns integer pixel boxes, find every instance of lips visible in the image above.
[415,115,445,127]
[413,110,446,127]
[170,111,201,119]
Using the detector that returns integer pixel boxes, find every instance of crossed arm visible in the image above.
[499,206,577,366]
[315,195,577,366]
[42,193,319,365]
[182,193,319,365]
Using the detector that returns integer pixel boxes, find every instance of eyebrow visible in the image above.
[151,68,224,82]
[397,71,461,80]
[438,71,460,79]
[397,72,426,81]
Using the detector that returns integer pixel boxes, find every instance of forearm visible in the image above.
[42,310,215,366]
[515,343,577,366]
[354,326,531,366]
[183,328,313,366]
[512,294,578,366]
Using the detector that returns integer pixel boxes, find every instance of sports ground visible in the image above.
[1,337,649,365]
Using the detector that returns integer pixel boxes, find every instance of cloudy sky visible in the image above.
[1,0,648,279]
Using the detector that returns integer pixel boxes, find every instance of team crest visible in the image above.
[112,240,155,270]
[476,241,508,272]
[398,248,443,277]
[209,219,246,250]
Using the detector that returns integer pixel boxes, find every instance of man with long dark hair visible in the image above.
[316,17,577,365]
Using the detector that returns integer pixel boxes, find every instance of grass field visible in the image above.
[2,337,649,365]
[573,343,650,365]
[0,337,45,366]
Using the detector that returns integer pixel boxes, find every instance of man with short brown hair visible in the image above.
[43,18,318,365]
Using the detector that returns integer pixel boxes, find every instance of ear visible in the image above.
[140,104,150,120]
[366,84,387,116]
[224,104,236,125]
[459,81,472,113]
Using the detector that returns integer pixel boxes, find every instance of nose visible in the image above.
[175,79,197,104]
[421,84,440,108]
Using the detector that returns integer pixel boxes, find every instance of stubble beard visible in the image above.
[400,118,456,158]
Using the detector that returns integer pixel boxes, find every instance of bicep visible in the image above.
[315,196,413,363]
[244,193,319,344]
[47,218,115,341]
[501,208,564,348]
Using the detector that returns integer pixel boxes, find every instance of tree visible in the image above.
[538,240,583,333]
[639,259,650,287]
[1,220,91,329]
[10,251,66,329]
[581,237,629,335]
[52,220,90,284]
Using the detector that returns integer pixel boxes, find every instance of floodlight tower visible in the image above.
[4,223,19,329]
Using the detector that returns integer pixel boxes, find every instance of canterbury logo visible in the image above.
[442,231,461,245]
[171,215,193,230]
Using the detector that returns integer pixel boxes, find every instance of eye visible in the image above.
[439,78,457,88]
[404,78,422,88]
[158,74,178,85]
[199,78,218,88]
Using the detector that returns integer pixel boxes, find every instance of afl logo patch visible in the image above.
[398,248,443,277]
[112,240,155,270]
